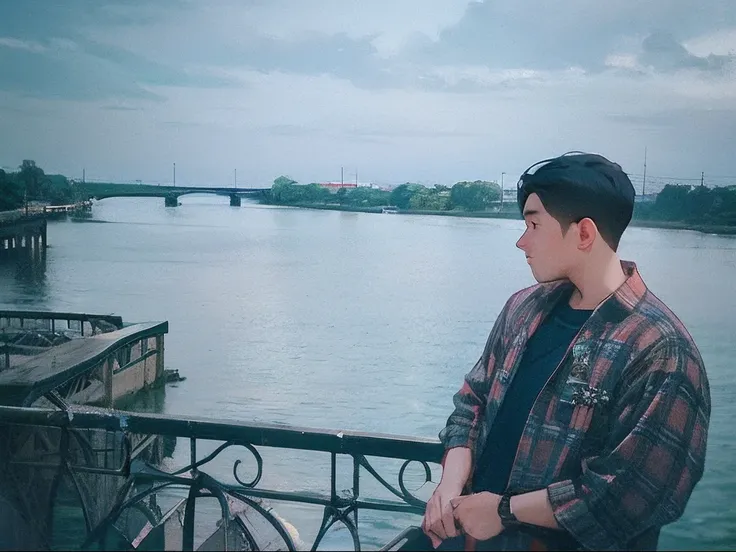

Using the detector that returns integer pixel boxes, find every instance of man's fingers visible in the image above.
[426,498,445,540]
[429,497,450,540]
[422,503,433,535]
[427,530,442,549]
[441,498,459,538]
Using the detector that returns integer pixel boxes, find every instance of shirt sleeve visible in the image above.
[438,296,512,458]
[546,337,711,551]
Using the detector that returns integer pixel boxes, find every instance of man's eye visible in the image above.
[530,222,537,229]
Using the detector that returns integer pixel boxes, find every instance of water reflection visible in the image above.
[0,247,47,299]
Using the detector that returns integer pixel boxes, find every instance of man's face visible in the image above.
[515,193,577,283]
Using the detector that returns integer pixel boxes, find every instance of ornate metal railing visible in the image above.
[0,310,124,337]
[0,310,124,371]
[0,403,442,551]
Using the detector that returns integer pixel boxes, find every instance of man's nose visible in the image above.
[516,232,527,251]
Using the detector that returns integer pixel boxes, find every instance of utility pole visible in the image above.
[355,168,358,186]
[173,163,176,187]
[642,147,647,197]
[234,168,237,188]
[500,172,505,209]
[82,168,86,183]
[701,171,704,187]
[341,166,344,187]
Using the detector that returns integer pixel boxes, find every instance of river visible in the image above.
[1,195,734,550]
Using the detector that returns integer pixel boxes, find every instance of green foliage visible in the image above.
[648,184,736,224]
[0,160,74,211]
[389,183,422,209]
[273,175,297,187]
[449,180,501,211]
[23,160,48,198]
[42,174,74,205]
[267,177,390,207]
[0,169,23,210]
[409,186,451,210]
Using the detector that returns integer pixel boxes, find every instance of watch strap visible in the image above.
[497,492,521,528]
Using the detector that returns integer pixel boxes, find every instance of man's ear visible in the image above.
[576,218,598,250]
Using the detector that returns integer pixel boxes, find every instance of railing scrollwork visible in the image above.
[0,404,443,551]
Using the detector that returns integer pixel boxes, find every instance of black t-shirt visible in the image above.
[472,298,593,494]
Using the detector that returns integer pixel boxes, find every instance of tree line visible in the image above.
[635,184,736,225]
[266,176,502,212]
[268,175,736,225]
[0,160,75,211]
[3,163,734,226]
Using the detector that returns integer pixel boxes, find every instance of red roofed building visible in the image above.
[318,182,359,192]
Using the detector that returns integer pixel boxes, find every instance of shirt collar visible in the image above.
[539,260,648,324]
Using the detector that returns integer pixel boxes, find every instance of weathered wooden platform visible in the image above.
[0,321,168,407]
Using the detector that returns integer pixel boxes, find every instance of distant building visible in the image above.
[635,193,658,203]
[318,182,358,193]
[318,181,392,193]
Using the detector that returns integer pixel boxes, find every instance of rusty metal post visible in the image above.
[103,356,113,407]
[155,335,164,383]
[2,329,8,371]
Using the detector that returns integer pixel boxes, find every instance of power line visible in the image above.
[627,173,702,182]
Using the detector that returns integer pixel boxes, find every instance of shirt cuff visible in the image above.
[547,480,617,551]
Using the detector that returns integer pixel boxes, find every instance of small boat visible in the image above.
[381,206,398,214]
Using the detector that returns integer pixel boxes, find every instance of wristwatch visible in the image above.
[497,492,522,529]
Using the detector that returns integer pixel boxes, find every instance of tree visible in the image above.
[389,183,421,209]
[269,176,300,203]
[450,180,500,211]
[336,187,348,205]
[409,187,451,210]
[273,175,297,187]
[19,159,47,200]
[653,184,691,220]
[343,186,390,207]
[43,174,74,205]
[0,170,23,211]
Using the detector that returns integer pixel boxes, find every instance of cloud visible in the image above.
[401,1,736,75]
[0,0,237,101]
[0,37,47,53]
[0,0,734,187]
[639,31,734,74]
[100,105,144,111]
[0,42,164,101]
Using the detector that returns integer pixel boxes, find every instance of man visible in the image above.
[414,152,711,551]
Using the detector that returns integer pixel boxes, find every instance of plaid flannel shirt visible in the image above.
[439,261,710,551]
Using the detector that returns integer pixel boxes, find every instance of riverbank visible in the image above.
[266,202,736,236]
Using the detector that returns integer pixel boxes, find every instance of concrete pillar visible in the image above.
[229,194,241,207]
[33,235,41,263]
[164,194,179,207]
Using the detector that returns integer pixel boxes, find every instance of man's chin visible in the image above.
[529,267,562,284]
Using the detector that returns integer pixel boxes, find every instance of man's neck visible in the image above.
[568,254,627,311]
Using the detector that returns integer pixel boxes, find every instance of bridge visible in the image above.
[76,182,271,207]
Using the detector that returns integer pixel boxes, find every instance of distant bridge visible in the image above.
[76,182,271,207]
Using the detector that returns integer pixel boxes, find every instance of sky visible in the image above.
[0,0,735,191]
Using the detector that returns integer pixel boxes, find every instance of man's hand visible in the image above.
[450,492,504,542]
[421,483,463,548]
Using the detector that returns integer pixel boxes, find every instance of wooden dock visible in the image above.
[0,319,168,407]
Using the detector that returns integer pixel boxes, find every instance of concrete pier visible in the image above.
[0,213,46,261]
